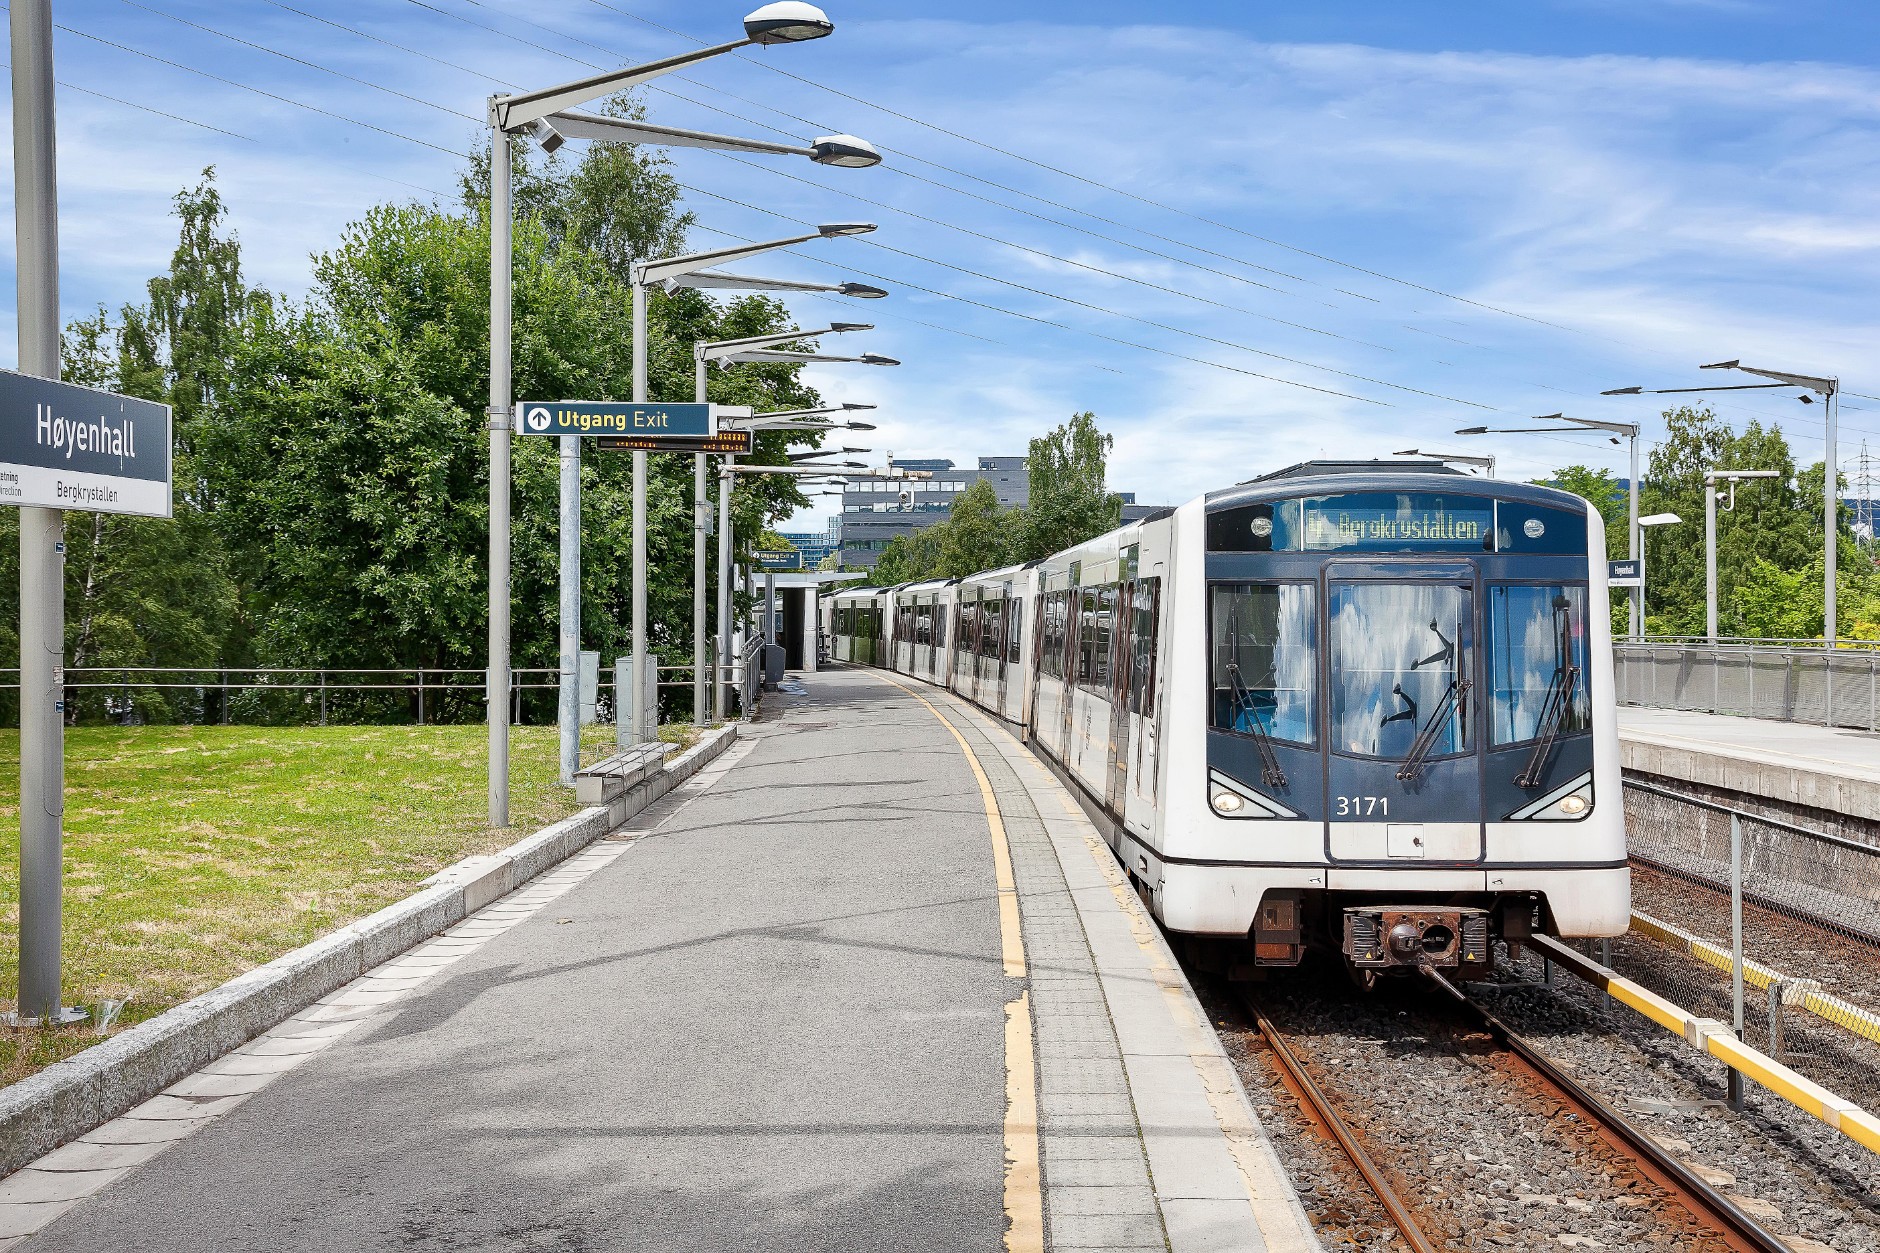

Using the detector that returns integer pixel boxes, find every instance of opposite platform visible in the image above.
[5,666,1319,1253]
[1619,705,1880,826]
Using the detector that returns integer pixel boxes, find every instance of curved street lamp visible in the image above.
[486,6,881,806]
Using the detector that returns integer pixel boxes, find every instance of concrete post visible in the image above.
[1705,477,1719,643]
[13,0,72,1024]
[630,280,648,745]
[558,434,580,784]
[693,352,708,725]
[487,115,512,827]
[715,461,735,721]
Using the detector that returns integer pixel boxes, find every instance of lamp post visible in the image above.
[1704,470,1781,642]
[485,7,881,809]
[694,328,879,722]
[1608,362,1841,644]
[1393,448,1495,477]
[1637,512,1682,630]
[1699,361,1842,644]
[628,231,878,740]
[1459,412,1644,635]
[666,284,881,729]
[714,363,901,720]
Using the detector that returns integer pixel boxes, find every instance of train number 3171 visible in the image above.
[1334,796,1389,817]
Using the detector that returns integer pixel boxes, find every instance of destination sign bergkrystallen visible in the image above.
[1301,493,1492,552]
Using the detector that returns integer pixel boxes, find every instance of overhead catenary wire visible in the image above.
[580,0,1590,335]
[2,58,257,141]
[680,199,1382,405]
[371,0,1647,413]
[68,3,1880,457]
[69,4,1403,406]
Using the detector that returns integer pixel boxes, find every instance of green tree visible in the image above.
[937,481,1009,578]
[1014,411,1121,561]
[0,173,249,722]
[872,526,943,585]
[1634,406,1838,637]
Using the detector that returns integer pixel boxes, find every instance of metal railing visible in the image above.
[738,634,765,718]
[1618,778,1880,1109]
[0,663,720,728]
[1614,640,1880,729]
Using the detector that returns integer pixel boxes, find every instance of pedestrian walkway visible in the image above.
[3,668,1318,1252]
[1619,705,1880,823]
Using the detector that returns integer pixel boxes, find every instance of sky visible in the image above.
[6,0,1880,535]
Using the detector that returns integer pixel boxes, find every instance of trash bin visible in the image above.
[763,643,786,690]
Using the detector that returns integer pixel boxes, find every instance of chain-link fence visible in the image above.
[1615,640,1880,730]
[1615,778,1880,1109]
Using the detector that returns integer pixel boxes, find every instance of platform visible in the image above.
[1619,705,1880,824]
[3,668,1319,1253]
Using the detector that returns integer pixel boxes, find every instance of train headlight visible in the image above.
[1212,791,1244,814]
[1502,772,1595,821]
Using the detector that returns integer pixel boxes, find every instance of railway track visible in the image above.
[1244,972,1794,1252]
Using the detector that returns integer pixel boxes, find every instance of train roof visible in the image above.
[1207,459,1587,513]
[1250,458,1460,482]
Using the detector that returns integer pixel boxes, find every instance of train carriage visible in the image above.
[823,459,1628,980]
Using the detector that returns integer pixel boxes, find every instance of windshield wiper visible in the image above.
[1396,678,1472,782]
[1515,663,1580,789]
[1226,661,1288,789]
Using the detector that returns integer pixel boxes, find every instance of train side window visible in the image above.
[1007,599,1024,665]
[1131,578,1161,717]
[1208,582,1318,746]
[1079,585,1116,691]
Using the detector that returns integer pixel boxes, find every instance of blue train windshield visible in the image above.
[1327,583,1474,760]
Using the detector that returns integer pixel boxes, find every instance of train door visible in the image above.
[1322,560,1484,864]
[1105,580,1133,815]
[1124,577,1161,824]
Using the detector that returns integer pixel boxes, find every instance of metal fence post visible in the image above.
[417,667,425,726]
[1728,811,1746,1110]
[643,652,659,740]
[221,670,231,725]
[614,656,628,749]
[319,671,327,727]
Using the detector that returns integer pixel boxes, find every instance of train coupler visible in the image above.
[1343,906,1490,970]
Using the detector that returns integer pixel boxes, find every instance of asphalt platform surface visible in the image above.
[27,671,1009,1251]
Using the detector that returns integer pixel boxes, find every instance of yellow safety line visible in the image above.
[1534,934,1880,1157]
[870,671,1041,1253]
[1003,991,1044,1253]
[1631,910,1880,1048]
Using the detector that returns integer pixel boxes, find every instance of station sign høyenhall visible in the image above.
[0,368,173,518]
[516,401,716,439]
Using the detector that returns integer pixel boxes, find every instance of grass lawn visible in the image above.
[0,721,695,1088]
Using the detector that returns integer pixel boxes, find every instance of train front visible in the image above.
[1161,463,1629,980]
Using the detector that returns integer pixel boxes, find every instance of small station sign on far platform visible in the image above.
[1608,559,1642,588]
[0,368,173,517]
[516,400,716,439]
[596,430,753,455]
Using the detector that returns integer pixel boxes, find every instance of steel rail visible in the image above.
[1241,994,1438,1253]
[1423,970,1791,1253]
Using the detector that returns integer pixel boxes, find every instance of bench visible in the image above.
[574,742,676,807]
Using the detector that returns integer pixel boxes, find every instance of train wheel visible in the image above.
[1345,963,1379,993]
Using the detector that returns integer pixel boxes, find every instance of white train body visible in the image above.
[824,463,1629,973]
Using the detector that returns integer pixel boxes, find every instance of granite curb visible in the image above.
[0,724,738,1178]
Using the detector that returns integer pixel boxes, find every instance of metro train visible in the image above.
[823,460,1629,981]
